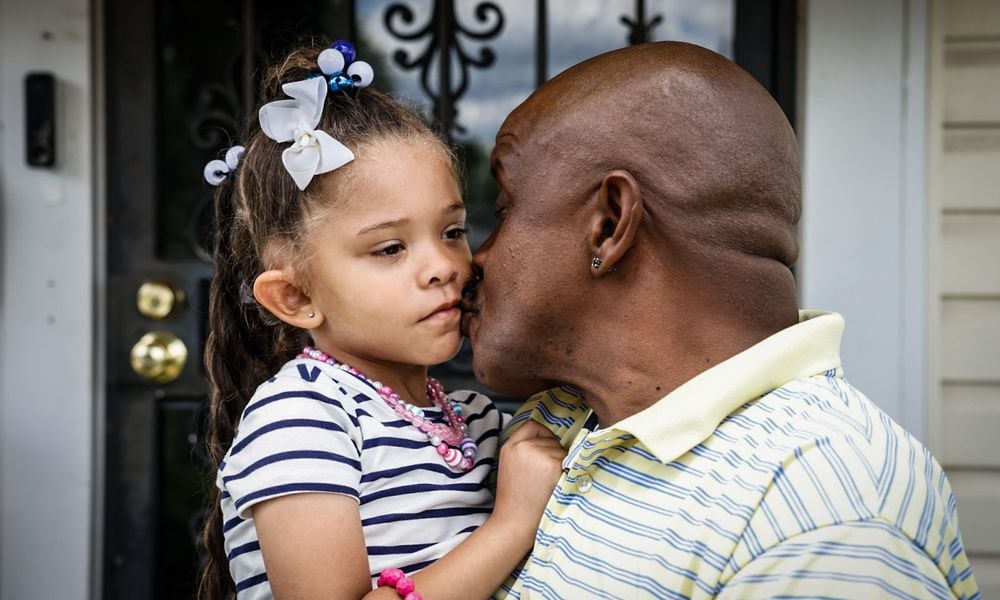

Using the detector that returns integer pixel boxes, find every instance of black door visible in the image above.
[102,1,792,598]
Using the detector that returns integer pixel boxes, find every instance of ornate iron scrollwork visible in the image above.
[621,0,663,46]
[189,58,246,262]
[187,2,265,262]
[384,0,505,138]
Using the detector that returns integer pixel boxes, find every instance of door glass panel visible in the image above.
[357,0,435,113]
[648,0,734,56]
[156,1,248,262]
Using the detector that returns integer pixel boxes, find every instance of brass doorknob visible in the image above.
[136,281,184,320]
[130,331,187,383]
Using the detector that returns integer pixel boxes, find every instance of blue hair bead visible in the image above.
[328,74,353,92]
[331,40,356,66]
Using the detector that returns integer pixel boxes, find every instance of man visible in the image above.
[462,42,979,598]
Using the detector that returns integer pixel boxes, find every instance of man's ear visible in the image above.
[253,269,322,329]
[586,170,642,276]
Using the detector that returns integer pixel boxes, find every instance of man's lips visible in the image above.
[459,296,479,315]
[460,306,478,338]
[459,296,480,338]
[460,269,482,336]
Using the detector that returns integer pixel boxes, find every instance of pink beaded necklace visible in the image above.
[299,346,477,471]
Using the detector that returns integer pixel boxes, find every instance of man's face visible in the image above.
[462,113,585,396]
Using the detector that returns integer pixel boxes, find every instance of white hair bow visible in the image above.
[258,77,355,191]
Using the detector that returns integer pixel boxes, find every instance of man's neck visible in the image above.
[562,313,796,428]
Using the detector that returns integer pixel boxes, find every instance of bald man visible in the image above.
[462,43,979,598]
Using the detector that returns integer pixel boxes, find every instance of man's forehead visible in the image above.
[491,98,558,169]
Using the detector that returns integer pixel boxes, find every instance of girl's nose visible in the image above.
[422,244,461,287]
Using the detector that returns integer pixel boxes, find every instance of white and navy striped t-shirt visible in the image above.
[217,357,504,599]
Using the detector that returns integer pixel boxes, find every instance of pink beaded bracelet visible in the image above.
[377,568,422,600]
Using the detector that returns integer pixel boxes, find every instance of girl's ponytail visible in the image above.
[196,170,305,600]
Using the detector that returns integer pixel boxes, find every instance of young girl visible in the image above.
[197,41,564,600]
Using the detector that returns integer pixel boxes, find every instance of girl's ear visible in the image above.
[586,169,642,277]
[253,270,323,329]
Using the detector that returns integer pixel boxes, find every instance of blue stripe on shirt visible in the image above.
[222,450,361,484]
[234,482,358,510]
[230,418,351,456]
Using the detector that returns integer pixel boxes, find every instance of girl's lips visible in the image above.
[421,305,461,323]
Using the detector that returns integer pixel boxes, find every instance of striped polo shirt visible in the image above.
[217,357,503,599]
[497,311,980,599]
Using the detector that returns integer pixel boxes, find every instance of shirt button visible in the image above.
[577,473,593,493]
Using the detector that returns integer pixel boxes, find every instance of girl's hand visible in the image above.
[492,419,566,540]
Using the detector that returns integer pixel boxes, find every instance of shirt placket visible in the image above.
[532,427,625,565]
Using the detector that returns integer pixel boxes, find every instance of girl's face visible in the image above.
[304,139,471,373]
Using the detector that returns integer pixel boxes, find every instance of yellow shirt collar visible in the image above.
[606,310,845,463]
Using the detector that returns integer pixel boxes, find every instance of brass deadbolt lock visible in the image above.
[136,281,184,320]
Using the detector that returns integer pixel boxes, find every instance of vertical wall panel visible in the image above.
[0,0,96,597]
[800,0,926,436]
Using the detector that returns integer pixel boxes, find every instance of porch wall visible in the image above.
[0,0,97,598]
[927,0,1000,594]
[799,0,928,437]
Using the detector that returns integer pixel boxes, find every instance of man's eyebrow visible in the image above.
[357,219,408,236]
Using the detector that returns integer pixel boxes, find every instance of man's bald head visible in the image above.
[467,42,801,408]
[498,41,801,268]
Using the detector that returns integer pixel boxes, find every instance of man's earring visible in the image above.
[307,311,315,318]
[592,256,617,274]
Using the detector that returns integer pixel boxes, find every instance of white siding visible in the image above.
[928,0,1000,594]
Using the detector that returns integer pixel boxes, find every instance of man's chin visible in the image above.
[471,352,549,399]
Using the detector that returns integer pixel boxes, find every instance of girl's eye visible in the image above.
[373,243,405,257]
[444,226,468,240]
